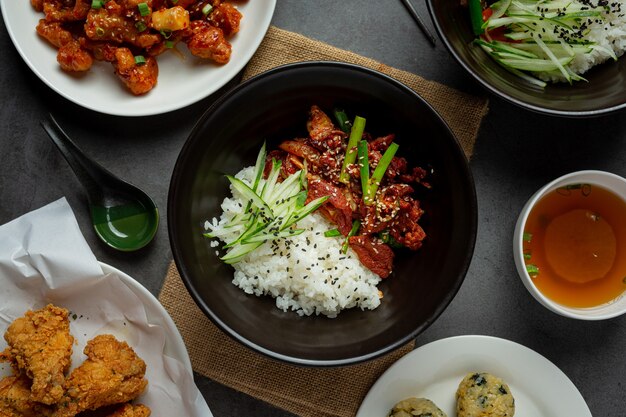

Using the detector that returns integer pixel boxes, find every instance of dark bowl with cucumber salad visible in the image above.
[427,0,626,117]
[167,62,477,366]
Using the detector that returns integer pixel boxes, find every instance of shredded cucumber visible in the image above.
[205,144,329,264]
[477,0,616,87]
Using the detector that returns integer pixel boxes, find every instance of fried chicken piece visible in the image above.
[0,305,73,405]
[53,335,147,417]
[107,404,150,417]
[0,375,54,417]
[78,403,150,417]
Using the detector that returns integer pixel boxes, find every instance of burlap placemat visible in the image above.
[158,26,488,417]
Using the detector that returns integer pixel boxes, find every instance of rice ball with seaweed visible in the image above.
[456,372,515,417]
[388,397,447,417]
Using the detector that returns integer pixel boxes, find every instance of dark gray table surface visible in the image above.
[1,1,625,416]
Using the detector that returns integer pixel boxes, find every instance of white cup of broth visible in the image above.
[514,170,626,320]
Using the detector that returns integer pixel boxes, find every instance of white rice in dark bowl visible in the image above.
[204,166,382,318]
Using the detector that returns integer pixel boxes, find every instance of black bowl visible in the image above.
[168,62,477,366]
[427,0,626,117]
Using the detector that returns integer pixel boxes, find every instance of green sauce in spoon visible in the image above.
[41,115,159,252]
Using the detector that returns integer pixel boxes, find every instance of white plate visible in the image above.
[357,335,591,417]
[0,0,275,116]
[100,262,192,371]
[100,262,213,416]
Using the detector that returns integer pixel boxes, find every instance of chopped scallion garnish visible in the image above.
[160,29,172,39]
[333,108,351,134]
[204,145,329,264]
[357,140,370,203]
[165,40,174,48]
[324,229,341,238]
[95,27,105,36]
[91,0,103,9]
[137,2,150,16]
[135,21,147,32]
[339,116,366,184]
[202,4,213,15]
[366,142,399,202]
[526,264,539,277]
[341,220,361,254]
[523,232,532,242]
[134,55,147,65]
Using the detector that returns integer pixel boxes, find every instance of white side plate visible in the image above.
[357,335,591,417]
[0,0,275,116]
[100,262,213,416]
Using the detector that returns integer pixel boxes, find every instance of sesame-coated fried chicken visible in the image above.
[0,305,74,405]
[53,335,147,417]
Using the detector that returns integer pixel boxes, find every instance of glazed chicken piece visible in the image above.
[36,20,93,72]
[57,41,94,72]
[36,20,73,47]
[0,375,54,417]
[84,7,160,48]
[207,2,241,37]
[113,47,158,95]
[53,334,147,417]
[185,20,231,64]
[0,305,73,405]
[43,0,91,22]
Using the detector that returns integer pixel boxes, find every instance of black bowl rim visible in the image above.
[426,0,626,118]
[167,61,478,366]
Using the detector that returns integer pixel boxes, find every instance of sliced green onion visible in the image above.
[95,27,105,36]
[91,0,103,9]
[367,142,399,202]
[160,29,172,39]
[526,264,539,277]
[205,145,330,264]
[357,140,371,204]
[469,0,484,35]
[135,21,147,32]
[137,2,150,16]
[171,0,178,3]
[134,55,146,65]
[524,252,532,260]
[488,0,511,20]
[227,175,274,216]
[523,232,532,243]
[333,109,351,134]
[324,229,341,238]
[202,4,213,15]
[379,230,404,249]
[339,116,366,184]
[165,40,174,48]
[341,220,361,254]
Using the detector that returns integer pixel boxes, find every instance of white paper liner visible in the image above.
[0,198,212,416]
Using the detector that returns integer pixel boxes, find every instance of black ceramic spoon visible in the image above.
[41,115,159,251]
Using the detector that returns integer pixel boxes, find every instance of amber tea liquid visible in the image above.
[524,184,626,308]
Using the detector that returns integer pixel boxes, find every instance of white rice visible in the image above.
[204,166,381,318]
[539,0,626,81]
